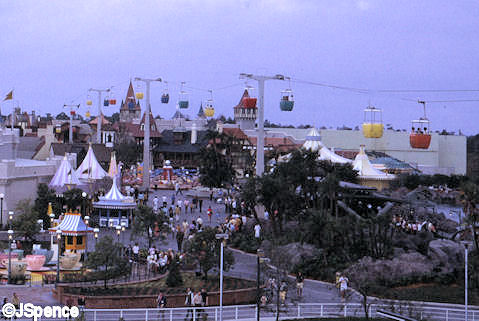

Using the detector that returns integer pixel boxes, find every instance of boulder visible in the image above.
[275,242,320,267]
[427,239,464,274]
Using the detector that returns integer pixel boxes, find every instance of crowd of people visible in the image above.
[392,215,436,234]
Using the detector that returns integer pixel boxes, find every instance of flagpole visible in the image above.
[11,90,14,132]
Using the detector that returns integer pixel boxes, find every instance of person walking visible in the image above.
[199,198,203,213]
[157,291,167,320]
[184,288,194,321]
[153,196,159,214]
[338,274,349,302]
[207,207,213,224]
[193,290,203,320]
[162,195,167,207]
[296,272,304,298]
[1,298,8,320]
[176,226,184,252]
[279,281,288,306]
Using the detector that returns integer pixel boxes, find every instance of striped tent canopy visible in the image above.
[76,144,107,181]
[108,152,119,178]
[93,176,136,210]
[49,212,93,236]
[49,156,82,189]
[319,146,353,164]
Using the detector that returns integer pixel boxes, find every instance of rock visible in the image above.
[427,239,464,274]
[275,242,320,267]
[393,247,405,257]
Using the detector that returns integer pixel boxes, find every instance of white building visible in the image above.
[0,129,58,225]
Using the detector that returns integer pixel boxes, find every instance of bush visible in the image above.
[166,256,183,287]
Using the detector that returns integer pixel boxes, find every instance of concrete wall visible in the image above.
[319,129,466,175]
[0,159,58,225]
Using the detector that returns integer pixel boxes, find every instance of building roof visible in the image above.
[50,143,112,164]
[114,112,162,138]
[302,127,322,152]
[172,109,187,119]
[222,127,249,141]
[49,212,93,236]
[197,105,206,118]
[120,81,141,112]
[17,136,45,159]
[234,89,256,109]
[89,114,111,126]
[93,177,136,210]
[154,130,209,153]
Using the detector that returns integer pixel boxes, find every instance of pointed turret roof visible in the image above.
[120,81,141,112]
[197,104,205,118]
[353,145,396,180]
[302,127,322,152]
[75,144,108,180]
[49,155,82,188]
[235,89,251,108]
[108,152,119,178]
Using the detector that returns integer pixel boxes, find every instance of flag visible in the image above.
[3,90,12,101]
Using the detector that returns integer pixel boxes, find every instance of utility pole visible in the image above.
[63,104,80,144]
[88,88,110,144]
[239,73,286,176]
[134,77,162,192]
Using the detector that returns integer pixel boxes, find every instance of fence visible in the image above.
[79,302,479,321]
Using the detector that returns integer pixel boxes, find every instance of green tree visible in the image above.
[62,188,85,212]
[132,204,166,247]
[33,183,62,229]
[166,254,183,287]
[184,227,234,280]
[114,141,142,168]
[85,236,130,288]
[460,181,479,250]
[12,199,40,243]
[199,147,235,189]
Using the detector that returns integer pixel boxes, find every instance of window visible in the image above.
[76,236,83,245]
[67,236,74,245]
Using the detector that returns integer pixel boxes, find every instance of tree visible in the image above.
[460,181,479,250]
[114,141,141,168]
[184,227,234,280]
[85,236,130,288]
[33,183,62,229]
[199,147,235,189]
[62,188,85,212]
[166,254,183,287]
[132,204,166,248]
[12,199,40,243]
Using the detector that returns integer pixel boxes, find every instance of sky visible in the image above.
[1,0,479,134]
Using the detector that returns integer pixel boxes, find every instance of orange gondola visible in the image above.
[410,101,431,149]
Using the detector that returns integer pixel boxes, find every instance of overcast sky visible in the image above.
[1,0,478,134]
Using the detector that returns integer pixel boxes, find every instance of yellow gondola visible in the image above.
[362,105,384,138]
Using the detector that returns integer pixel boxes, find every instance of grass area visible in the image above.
[372,283,479,305]
[65,272,256,296]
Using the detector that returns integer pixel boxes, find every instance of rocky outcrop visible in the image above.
[427,239,464,274]
[262,242,320,267]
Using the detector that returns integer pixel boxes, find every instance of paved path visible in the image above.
[0,189,359,308]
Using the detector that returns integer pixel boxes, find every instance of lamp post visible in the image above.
[93,228,99,245]
[256,249,265,321]
[0,192,4,229]
[63,104,80,144]
[56,230,62,285]
[134,76,162,192]
[7,229,13,284]
[49,213,55,248]
[116,225,122,257]
[215,233,229,321]
[121,222,126,245]
[84,216,90,226]
[8,211,14,229]
[82,192,87,217]
[84,216,90,262]
[462,241,472,321]
[88,88,110,144]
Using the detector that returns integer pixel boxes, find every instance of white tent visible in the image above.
[353,145,395,180]
[302,127,323,152]
[49,156,82,188]
[108,152,119,178]
[100,176,129,202]
[75,144,107,181]
[319,146,353,164]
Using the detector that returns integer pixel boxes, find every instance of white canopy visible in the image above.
[49,156,82,188]
[75,144,107,181]
[108,152,119,178]
[49,212,93,236]
[353,145,396,180]
[302,127,322,152]
[100,176,128,202]
[319,147,352,164]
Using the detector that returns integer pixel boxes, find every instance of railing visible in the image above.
[79,302,479,321]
